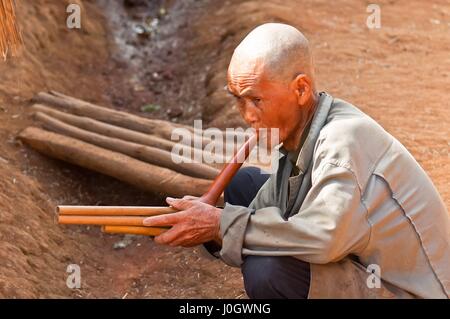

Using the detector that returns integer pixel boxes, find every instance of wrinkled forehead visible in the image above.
[227,54,267,84]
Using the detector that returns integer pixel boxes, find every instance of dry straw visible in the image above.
[0,0,22,60]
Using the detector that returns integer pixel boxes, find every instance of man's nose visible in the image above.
[243,104,259,125]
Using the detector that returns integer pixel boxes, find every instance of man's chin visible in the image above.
[255,128,281,150]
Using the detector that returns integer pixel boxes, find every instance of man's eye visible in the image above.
[234,96,245,107]
[252,98,262,106]
[234,96,243,103]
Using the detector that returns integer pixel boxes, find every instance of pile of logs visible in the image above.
[18,91,249,198]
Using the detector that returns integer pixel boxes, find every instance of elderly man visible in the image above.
[144,23,449,299]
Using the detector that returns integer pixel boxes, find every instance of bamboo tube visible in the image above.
[102,226,168,236]
[55,135,257,221]
[34,111,220,179]
[59,215,148,226]
[55,135,257,237]
[58,206,176,216]
[198,134,257,205]
[18,127,211,197]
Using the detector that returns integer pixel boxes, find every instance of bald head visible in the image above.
[229,23,315,87]
[227,24,318,151]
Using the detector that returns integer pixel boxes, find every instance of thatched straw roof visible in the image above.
[0,0,22,60]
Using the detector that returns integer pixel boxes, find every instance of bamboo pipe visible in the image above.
[102,226,168,236]
[57,134,258,234]
[197,133,257,205]
[57,206,176,216]
[60,215,148,226]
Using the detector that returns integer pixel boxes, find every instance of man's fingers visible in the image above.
[143,213,182,227]
[182,195,200,201]
[153,225,183,245]
[168,235,197,247]
[166,197,195,210]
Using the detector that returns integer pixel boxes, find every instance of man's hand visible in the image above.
[142,196,222,247]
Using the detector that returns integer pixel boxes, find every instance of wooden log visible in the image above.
[33,111,220,180]
[58,205,176,216]
[34,92,248,149]
[102,226,168,236]
[18,127,211,197]
[48,91,193,132]
[49,91,250,141]
[33,92,211,149]
[30,104,225,166]
[33,92,191,136]
[31,104,175,151]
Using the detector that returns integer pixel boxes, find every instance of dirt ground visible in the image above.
[0,0,448,298]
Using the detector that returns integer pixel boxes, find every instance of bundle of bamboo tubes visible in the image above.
[58,206,175,236]
[56,133,257,236]
[19,91,256,236]
[0,0,22,60]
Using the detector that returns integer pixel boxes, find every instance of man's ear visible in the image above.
[292,74,314,106]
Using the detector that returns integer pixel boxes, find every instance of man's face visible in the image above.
[227,61,302,145]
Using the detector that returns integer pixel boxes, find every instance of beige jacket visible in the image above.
[219,93,449,298]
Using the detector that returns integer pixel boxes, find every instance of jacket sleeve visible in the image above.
[219,162,370,267]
